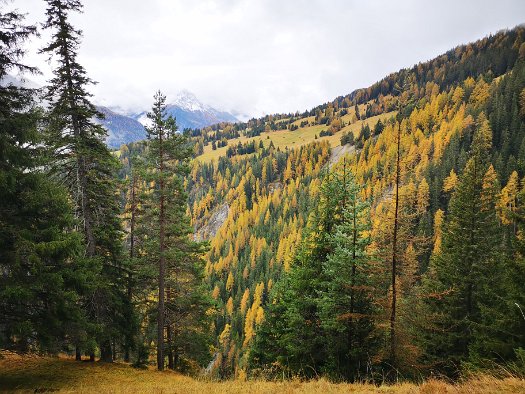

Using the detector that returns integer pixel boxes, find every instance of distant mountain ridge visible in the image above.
[97,90,238,148]
[133,90,238,131]
[95,107,147,148]
[2,75,238,148]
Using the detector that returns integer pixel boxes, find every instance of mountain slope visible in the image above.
[134,90,238,131]
[96,106,147,148]
[117,25,525,378]
[184,26,525,377]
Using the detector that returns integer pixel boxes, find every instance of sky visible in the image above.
[11,0,525,119]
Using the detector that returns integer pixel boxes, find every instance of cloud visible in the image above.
[11,0,525,117]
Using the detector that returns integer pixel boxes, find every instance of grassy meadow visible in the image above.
[1,352,524,393]
[196,111,396,163]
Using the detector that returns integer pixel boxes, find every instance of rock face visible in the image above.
[328,144,356,167]
[268,182,283,193]
[194,203,229,241]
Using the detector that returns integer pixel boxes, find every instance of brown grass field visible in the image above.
[1,352,525,393]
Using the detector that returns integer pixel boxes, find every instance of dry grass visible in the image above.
[1,352,524,393]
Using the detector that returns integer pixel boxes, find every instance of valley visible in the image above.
[2,0,525,390]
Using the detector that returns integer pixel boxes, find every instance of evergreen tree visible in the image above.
[0,3,87,352]
[250,164,377,380]
[421,114,502,376]
[138,91,211,371]
[41,0,129,362]
[467,170,525,367]
[317,162,378,381]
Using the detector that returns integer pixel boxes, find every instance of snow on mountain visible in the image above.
[136,113,151,128]
[91,90,240,148]
[0,75,40,89]
[132,90,238,132]
[172,90,209,112]
[2,77,238,148]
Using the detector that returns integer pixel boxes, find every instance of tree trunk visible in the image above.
[100,340,113,363]
[389,120,402,365]
[167,323,174,370]
[124,272,132,363]
[75,347,82,361]
[79,156,96,256]
[125,176,137,364]
[349,192,357,351]
[157,124,166,371]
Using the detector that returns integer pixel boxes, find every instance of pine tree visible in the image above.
[139,91,211,371]
[41,0,128,362]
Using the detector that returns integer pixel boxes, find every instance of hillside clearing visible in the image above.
[196,111,396,163]
[1,353,524,393]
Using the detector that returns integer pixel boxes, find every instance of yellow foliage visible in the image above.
[226,272,234,293]
[481,164,499,211]
[255,306,265,325]
[498,170,519,225]
[443,169,458,192]
[432,209,445,256]
[240,288,250,316]
[212,285,220,300]
[226,297,234,316]
[417,178,430,213]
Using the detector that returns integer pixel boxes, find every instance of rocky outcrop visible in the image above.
[194,203,229,241]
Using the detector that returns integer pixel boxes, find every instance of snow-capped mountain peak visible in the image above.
[132,90,238,132]
[172,90,209,112]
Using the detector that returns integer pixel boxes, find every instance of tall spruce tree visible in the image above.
[41,0,129,362]
[421,113,502,376]
[250,165,377,380]
[317,161,378,381]
[0,2,88,352]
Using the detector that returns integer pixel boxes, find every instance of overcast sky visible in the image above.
[10,0,525,118]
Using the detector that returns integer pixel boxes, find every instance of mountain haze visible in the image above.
[97,91,238,148]
[96,106,146,148]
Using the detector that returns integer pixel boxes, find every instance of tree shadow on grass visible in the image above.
[0,354,121,392]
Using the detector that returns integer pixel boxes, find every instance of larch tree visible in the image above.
[375,89,423,372]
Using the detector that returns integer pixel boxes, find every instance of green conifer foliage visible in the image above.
[136,91,212,371]
[421,114,502,375]
[0,4,87,352]
[250,165,377,380]
[41,0,129,361]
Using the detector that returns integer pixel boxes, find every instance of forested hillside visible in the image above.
[2,0,525,386]
[157,25,525,379]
